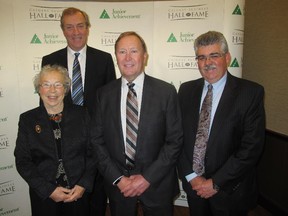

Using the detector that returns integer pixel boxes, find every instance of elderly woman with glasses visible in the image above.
[14,64,95,216]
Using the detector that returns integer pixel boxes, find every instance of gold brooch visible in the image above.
[35,125,41,133]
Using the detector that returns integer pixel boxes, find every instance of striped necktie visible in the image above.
[193,84,213,175]
[72,52,84,106]
[125,82,138,167]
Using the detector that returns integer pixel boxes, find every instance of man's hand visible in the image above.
[190,176,206,190]
[117,176,133,191]
[193,178,218,199]
[120,175,150,197]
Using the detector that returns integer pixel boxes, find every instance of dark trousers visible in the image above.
[29,188,89,216]
[106,182,173,216]
[187,193,248,216]
[89,175,107,216]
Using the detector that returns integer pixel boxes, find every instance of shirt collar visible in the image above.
[204,71,227,90]
[121,72,145,88]
[67,45,87,57]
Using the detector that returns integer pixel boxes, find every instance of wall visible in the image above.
[243,0,288,136]
[243,0,288,214]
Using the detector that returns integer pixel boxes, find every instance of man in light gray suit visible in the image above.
[91,31,183,216]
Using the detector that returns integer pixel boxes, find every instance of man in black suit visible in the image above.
[178,31,265,216]
[91,31,183,216]
[41,7,116,216]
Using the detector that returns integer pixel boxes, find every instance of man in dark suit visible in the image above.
[178,31,265,216]
[41,7,116,216]
[91,31,183,216]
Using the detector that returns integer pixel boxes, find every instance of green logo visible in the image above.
[167,33,177,42]
[232,5,242,15]
[30,34,41,44]
[100,9,110,19]
[230,58,240,67]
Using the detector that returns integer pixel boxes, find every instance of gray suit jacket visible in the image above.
[91,74,183,203]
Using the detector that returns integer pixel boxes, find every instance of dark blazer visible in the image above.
[41,46,116,117]
[178,72,265,210]
[14,104,95,200]
[91,74,183,203]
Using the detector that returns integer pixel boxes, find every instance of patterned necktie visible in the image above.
[72,53,84,106]
[193,84,213,175]
[126,82,138,167]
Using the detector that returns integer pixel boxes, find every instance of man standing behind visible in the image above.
[178,31,265,216]
[42,7,116,216]
[91,31,183,216]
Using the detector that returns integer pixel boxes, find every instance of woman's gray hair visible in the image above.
[34,64,71,95]
[194,31,229,54]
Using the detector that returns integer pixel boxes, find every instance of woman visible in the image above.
[14,65,95,216]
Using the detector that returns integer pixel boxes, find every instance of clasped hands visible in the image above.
[49,184,85,203]
[117,174,150,197]
[191,176,218,199]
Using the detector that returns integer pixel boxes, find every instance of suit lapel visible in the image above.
[83,46,92,103]
[59,48,68,68]
[113,79,125,149]
[136,75,150,144]
[191,80,204,134]
[60,48,73,105]
[208,73,238,146]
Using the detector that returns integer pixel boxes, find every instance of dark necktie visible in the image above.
[72,53,83,106]
[126,82,138,167]
[193,84,213,175]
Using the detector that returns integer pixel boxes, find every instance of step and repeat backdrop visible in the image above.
[0,0,244,215]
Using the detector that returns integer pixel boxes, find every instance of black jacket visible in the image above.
[14,103,95,200]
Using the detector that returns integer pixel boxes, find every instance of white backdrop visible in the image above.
[0,0,244,215]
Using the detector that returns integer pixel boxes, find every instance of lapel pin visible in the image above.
[35,125,41,133]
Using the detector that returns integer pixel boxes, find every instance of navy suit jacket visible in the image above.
[91,74,183,203]
[178,72,265,210]
[41,46,116,117]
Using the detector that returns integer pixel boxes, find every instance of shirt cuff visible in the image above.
[113,175,123,185]
[185,172,198,182]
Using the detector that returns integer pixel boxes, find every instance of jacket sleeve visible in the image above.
[14,114,56,200]
[75,110,97,192]
[142,86,183,185]
[212,85,265,191]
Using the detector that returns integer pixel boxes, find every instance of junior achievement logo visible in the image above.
[29,5,65,21]
[230,58,240,68]
[100,32,121,46]
[0,181,16,196]
[168,4,208,21]
[167,32,195,43]
[168,55,198,70]
[232,4,243,15]
[30,33,66,44]
[99,8,141,20]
